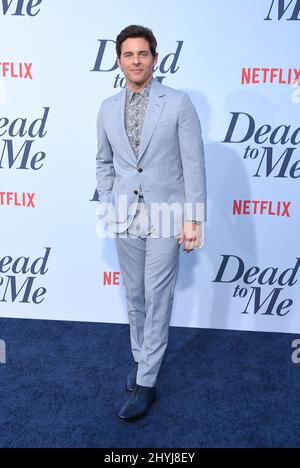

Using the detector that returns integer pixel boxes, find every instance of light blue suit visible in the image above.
[96,79,207,236]
[96,79,207,387]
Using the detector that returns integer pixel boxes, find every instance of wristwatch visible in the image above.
[188,220,201,225]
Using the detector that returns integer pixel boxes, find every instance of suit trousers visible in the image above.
[114,196,180,387]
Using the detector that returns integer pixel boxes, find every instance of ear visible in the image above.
[117,57,122,70]
[153,53,158,67]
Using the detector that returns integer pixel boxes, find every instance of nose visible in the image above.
[132,55,141,65]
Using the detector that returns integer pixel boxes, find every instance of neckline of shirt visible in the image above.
[126,78,153,100]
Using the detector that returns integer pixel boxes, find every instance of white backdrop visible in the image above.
[0,0,300,333]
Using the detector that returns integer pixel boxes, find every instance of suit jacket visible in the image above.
[96,78,207,237]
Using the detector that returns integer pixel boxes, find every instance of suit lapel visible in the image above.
[115,90,137,164]
[137,80,166,163]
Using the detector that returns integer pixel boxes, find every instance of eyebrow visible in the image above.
[123,50,149,54]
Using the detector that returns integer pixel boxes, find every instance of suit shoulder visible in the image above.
[98,89,123,111]
[157,81,188,102]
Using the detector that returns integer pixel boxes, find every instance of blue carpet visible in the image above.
[0,317,299,448]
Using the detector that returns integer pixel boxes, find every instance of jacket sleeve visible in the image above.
[96,104,115,204]
[178,93,207,222]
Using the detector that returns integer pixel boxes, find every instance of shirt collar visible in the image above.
[126,77,153,101]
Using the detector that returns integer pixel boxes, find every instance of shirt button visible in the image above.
[138,168,143,173]
[133,190,138,195]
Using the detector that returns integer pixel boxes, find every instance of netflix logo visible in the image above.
[103,271,124,286]
[0,62,33,80]
[241,68,300,86]
[0,192,36,208]
[233,200,291,217]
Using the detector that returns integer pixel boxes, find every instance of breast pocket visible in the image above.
[155,118,177,144]
[158,118,175,126]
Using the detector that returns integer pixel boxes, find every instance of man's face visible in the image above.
[117,37,158,89]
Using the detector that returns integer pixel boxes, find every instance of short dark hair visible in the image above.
[116,25,158,58]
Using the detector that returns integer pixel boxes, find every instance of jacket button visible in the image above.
[138,168,143,173]
[133,190,138,195]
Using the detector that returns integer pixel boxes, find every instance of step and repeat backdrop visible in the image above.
[0,0,299,333]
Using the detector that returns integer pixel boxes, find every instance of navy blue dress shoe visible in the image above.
[126,362,138,392]
[118,384,156,422]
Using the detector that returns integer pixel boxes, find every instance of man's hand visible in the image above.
[179,221,202,253]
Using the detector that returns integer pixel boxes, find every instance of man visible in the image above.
[96,25,207,422]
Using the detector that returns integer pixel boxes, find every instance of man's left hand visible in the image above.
[178,221,202,253]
